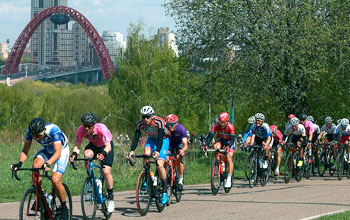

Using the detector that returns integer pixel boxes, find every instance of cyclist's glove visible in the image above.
[70,152,78,160]
[12,161,23,170]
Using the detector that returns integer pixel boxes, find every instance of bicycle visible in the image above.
[128,154,166,216]
[247,145,270,187]
[166,154,183,203]
[284,142,304,183]
[71,157,113,219]
[206,148,234,195]
[12,167,72,220]
[269,144,279,182]
[335,143,350,180]
[318,141,336,177]
[303,144,313,179]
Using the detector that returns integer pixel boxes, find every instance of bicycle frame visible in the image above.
[206,149,227,178]
[167,154,183,187]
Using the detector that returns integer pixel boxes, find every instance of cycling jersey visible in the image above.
[136,116,170,139]
[248,122,271,139]
[321,123,336,135]
[210,122,235,140]
[303,120,315,136]
[313,123,321,134]
[242,123,253,143]
[284,124,306,137]
[334,125,350,137]
[169,123,187,147]
[272,130,283,144]
[75,123,113,147]
[26,123,69,154]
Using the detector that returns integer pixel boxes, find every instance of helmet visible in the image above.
[325,116,332,123]
[290,117,300,126]
[214,115,219,123]
[81,112,97,123]
[340,118,349,127]
[29,118,45,134]
[219,112,230,123]
[140,106,154,116]
[248,116,255,124]
[299,113,308,120]
[288,114,296,119]
[255,113,265,120]
[306,116,314,122]
[165,114,178,123]
[270,125,278,133]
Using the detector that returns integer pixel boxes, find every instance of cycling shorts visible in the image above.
[145,137,169,161]
[215,138,235,153]
[34,146,70,175]
[169,143,184,155]
[84,141,114,167]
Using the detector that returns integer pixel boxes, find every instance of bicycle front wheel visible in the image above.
[210,159,221,195]
[284,154,292,184]
[248,156,258,188]
[336,152,344,181]
[318,153,327,177]
[81,176,97,219]
[136,171,151,216]
[19,187,44,220]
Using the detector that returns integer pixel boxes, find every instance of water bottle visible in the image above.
[47,194,53,209]
[150,172,157,186]
[263,160,268,169]
[221,161,225,172]
[258,158,263,168]
[96,178,102,195]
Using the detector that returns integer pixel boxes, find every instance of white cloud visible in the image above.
[0,3,29,17]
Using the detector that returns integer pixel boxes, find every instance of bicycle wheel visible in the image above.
[248,156,257,188]
[304,154,312,179]
[318,153,327,177]
[19,187,44,220]
[173,170,182,202]
[336,152,344,181]
[260,159,269,187]
[155,173,165,212]
[101,178,113,219]
[136,171,151,216]
[224,170,233,193]
[210,159,221,195]
[166,165,173,206]
[81,176,97,219]
[294,152,302,182]
[284,154,292,184]
[244,153,252,180]
[51,183,73,220]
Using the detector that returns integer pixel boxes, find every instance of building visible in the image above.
[30,0,91,68]
[102,31,126,64]
[0,43,8,59]
[157,27,179,56]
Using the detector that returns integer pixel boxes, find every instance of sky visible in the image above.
[0,0,176,47]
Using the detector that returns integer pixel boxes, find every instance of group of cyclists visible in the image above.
[10,103,350,219]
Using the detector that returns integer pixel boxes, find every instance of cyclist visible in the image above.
[270,125,283,176]
[285,114,296,131]
[205,112,236,188]
[307,115,321,172]
[318,116,337,163]
[165,114,188,191]
[299,113,314,162]
[127,106,170,204]
[69,112,115,213]
[248,113,271,161]
[242,116,255,147]
[283,117,307,167]
[11,118,70,220]
[334,118,350,162]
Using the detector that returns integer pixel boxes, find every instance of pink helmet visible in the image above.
[219,112,230,123]
[288,114,296,119]
[165,114,178,123]
[270,125,278,133]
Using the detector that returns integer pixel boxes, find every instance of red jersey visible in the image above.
[136,116,170,139]
[273,130,283,144]
[210,122,235,140]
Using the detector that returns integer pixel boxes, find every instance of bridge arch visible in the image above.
[3,6,114,79]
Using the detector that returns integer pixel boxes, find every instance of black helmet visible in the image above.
[299,113,308,121]
[29,118,45,134]
[81,112,97,123]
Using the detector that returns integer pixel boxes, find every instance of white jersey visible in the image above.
[320,123,336,135]
[284,124,306,137]
[334,124,350,137]
[313,123,320,134]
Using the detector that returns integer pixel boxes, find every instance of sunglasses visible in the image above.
[142,115,151,119]
[166,123,176,127]
[83,123,94,128]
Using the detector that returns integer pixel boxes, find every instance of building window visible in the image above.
[39,0,44,8]
[54,0,58,6]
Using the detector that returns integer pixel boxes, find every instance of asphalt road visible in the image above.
[1,175,350,220]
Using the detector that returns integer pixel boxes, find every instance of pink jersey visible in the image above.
[210,122,235,140]
[303,120,315,136]
[75,123,113,147]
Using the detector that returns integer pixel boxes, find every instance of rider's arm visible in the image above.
[229,134,236,147]
[182,137,188,152]
[250,134,256,146]
[103,142,112,154]
[130,129,141,151]
[205,132,214,146]
[46,141,62,166]
[156,128,164,152]
[72,143,81,156]
[18,140,32,163]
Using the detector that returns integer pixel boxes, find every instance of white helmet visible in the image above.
[325,116,332,123]
[290,117,300,126]
[255,113,265,121]
[340,118,349,127]
[140,106,154,116]
[248,116,255,124]
[306,116,314,122]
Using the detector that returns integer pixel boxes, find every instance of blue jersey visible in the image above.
[25,123,69,154]
[248,122,271,139]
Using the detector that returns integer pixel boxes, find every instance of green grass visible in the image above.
[0,143,249,203]
[316,211,350,220]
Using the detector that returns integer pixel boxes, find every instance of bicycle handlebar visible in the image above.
[11,167,48,181]
[70,157,104,170]
[205,149,227,153]
[127,154,154,167]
